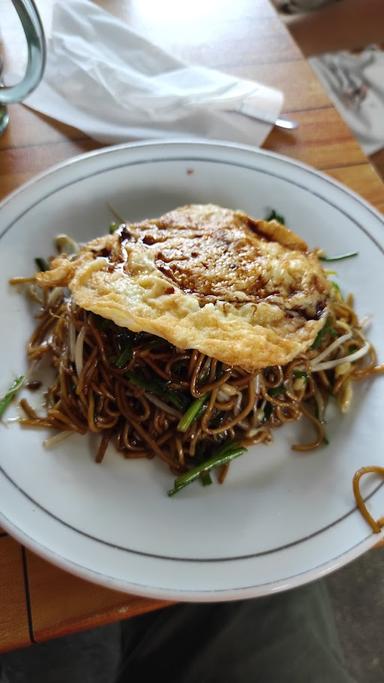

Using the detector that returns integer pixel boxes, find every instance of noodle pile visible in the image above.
[13,271,384,496]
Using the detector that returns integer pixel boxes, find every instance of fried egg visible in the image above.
[37,204,330,371]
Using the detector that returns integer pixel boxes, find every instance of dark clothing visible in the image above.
[116,580,355,683]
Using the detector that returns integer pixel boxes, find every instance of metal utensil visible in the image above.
[274,116,299,130]
[239,107,299,130]
[250,114,299,130]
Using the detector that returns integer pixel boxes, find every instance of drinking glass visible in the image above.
[0,0,46,134]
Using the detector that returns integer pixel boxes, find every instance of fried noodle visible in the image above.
[15,277,384,490]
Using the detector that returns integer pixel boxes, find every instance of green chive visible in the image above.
[263,402,273,422]
[0,376,25,418]
[320,251,358,262]
[107,202,125,224]
[265,209,285,224]
[177,395,207,432]
[109,222,118,234]
[126,371,187,411]
[330,281,342,298]
[168,442,247,496]
[293,370,308,380]
[311,320,338,349]
[200,471,212,487]
[125,372,154,391]
[268,385,284,397]
[93,315,111,331]
[144,338,168,350]
[114,345,133,368]
[34,257,49,272]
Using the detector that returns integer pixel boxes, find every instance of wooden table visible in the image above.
[1,0,384,654]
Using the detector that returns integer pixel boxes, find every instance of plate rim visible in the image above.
[1,138,383,600]
[0,503,381,602]
[1,138,383,227]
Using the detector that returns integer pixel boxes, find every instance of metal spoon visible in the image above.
[240,108,299,130]
[250,114,299,130]
[274,116,299,130]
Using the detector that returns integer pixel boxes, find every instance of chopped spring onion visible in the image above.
[293,370,308,380]
[311,341,370,373]
[312,331,352,366]
[125,372,155,391]
[109,222,118,234]
[126,371,187,411]
[107,202,125,224]
[0,376,25,418]
[330,281,342,297]
[168,442,247,496]
[177,395,207,432]
[74,326,86,376]
[320,251,358,262]
[200,471,212,487]
[34,257,49,272]
[265,209,285,224]
[268,385,284,397]
[311,320,338,349]
[114,345,133,368]
[263,401,273,421]
[94,315,111,331]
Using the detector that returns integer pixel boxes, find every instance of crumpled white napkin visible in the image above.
[24,0,283,146]
[310,46,384,155]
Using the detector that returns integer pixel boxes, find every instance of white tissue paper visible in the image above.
[24,0,284,146]
[310,47,384,155]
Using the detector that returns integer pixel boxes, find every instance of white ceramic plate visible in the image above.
[1,140,384,602]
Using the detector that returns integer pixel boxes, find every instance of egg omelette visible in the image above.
[36,204,330,371]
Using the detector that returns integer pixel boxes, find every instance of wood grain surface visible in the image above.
[0,538,30,653]
[25,551,172,643]
[0,0,383,653]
